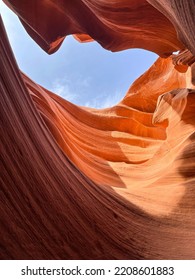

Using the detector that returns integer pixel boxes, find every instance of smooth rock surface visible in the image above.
[1,1,195,259]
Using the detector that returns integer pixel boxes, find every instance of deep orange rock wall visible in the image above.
[3,0,184,55]
[147,0,195,55]
[0,0,195,259]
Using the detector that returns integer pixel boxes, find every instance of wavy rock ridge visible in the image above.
[0,0,195,259]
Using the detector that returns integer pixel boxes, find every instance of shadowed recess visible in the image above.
[0,0,195,259]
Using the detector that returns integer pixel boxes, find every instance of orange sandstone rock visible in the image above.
[3,0,184,56]
[0,0,195,260]
[147,0,195,55]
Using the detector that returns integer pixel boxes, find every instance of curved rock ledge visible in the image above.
[0,1,195,259]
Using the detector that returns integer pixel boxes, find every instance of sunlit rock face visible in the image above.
[0,0,195,259]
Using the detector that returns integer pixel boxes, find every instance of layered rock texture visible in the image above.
[1,0,195,259]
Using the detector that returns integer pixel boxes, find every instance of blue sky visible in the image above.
[1,1,158,108]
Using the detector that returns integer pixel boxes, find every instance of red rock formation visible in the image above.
[147,0,195,55]
[0,1,195,259]
[3,0,184,56]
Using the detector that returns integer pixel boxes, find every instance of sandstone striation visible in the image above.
[0,0,195,259]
